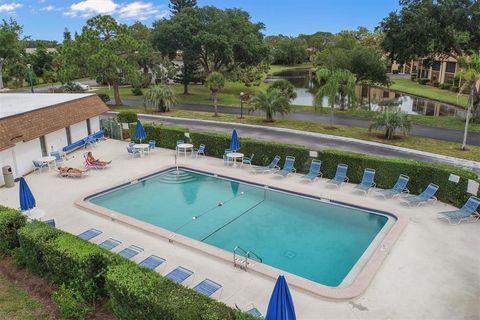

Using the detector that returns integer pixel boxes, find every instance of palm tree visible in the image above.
[314,68,356,125]
[144,84,176,112]
[457,54,480,150]
[205,71,225,117]
[369,107,411,140]
[250,89,290,122]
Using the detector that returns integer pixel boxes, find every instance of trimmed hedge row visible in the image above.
[0,207,256,319]
[129,123,478,207]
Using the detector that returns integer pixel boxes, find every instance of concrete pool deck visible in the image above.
[0,139,479,319]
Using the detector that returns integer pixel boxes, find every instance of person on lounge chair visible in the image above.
[86,152,111,166]
[57,166,86,177]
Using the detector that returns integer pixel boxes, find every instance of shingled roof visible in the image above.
[0,94,109,151]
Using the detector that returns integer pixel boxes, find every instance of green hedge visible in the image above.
[106,262,255,320]
[317,150,478,207]
[130,123,188,149]
[117,111,138,123]
[0,205,26,254]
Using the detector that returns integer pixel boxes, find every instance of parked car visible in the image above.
[74,82,90,91]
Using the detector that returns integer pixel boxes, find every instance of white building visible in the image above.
[0,93,109,185]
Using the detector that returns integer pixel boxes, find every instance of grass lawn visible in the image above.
[389,79,469,108]
[0,273,48,320]
[267,63,314,75]
[110,106,480,161]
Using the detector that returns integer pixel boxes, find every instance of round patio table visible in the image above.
[227,152,244,167]
[133,144,150,156]
[177,143,193,157]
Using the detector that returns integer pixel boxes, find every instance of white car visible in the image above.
[74,82,90,91]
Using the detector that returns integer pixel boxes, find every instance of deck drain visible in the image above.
[283,250,296,259]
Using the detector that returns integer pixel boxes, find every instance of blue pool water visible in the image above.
[89,169,390,287]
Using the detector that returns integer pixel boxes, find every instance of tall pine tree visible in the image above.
[169,0,197,15]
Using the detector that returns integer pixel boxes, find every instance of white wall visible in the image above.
[13,138,42,178]
[70,121,88,142]
[45,128,67,153]
[90,116,100,133]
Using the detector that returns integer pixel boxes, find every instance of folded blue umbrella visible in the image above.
[135,120,146,142]
[230,129,240,152]
[19,177,36,211]
[265,275,296,320]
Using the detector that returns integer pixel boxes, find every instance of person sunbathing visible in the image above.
[86,152,111,166]
[57,166,85,176]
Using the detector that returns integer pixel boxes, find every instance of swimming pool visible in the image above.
[86,168,394,288]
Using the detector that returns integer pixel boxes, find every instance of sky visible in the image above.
[0,0,401,42]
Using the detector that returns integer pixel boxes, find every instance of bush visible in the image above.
[432,82,440,87]
[105,262,255,320]
[11,247,27,268]
[450,86,459,93]
[131,87,143,96]
[117,111,138,124]
[97,93,110,103]
[439,83,452,90]
[53,284,93,320]
[17,221,61,275]
[0,206,27,255]
[410,74,417,81]
[130,123,187,149]
[317,149,478,207]
[418,78,428,85]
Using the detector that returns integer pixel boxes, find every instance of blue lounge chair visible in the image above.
[223,149,232,165]
[139,255,166,270]
[32,160,48,173]
[192,144,206,158]
[118,245,144,260]
[148,140,156,150]
[401,183,439,207]
[438,196,480,224]
[165,266,193,284]
[99,238,122,250]
[193,279,222,296]
[44,219,56,227]
[275,156,296,178]
[251,155,281,174]
[301,159,322,182]
[353,168,376,194]
[327,164,349,188]
[78,228,102,241]
[376,174,410,199]
[127,146,141,158]
[242,154,254,167]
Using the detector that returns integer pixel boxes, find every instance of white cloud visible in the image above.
[40,5,56,11]
[65,0,118,17]
[118,1,166,21]
[0,2,23,13]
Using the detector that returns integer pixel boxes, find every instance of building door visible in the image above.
[40,136,48,156]
[86,119,92,135]
[66,127,72,145]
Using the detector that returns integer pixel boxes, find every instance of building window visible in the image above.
[86,119,91,135]
[446,62,456,73]
[66,126,72,145]
[40,136,47,157]
[383,90,390,98]
[431,61,441,71]
[361,86,368,97]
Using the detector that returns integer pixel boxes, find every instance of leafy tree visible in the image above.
[144,84,176,112]
[8,63,26,88]
[0,18,23,89]
[169,0,197,15]
[205,72,225,117]
[266,36,308,65]
[30,44,54,77]
[457,53,480,149]
[250,89,290,122]
[229,63,268,88]
[75,15,141,105]
[267,79,297,100]
[42,69,57,89]
[298,31,334,52]
[369,107,412,140]
[315,68,356,124]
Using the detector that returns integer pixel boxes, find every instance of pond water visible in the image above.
[265,69,465,117]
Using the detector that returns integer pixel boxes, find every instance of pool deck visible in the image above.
[1,139,479,319]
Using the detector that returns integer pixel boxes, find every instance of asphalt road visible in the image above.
[102,112,480,173]
[113,99,480,146]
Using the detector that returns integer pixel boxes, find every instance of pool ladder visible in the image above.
[233,246,262,271]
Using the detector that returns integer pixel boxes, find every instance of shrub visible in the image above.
[418,78,428,85]
[130,123,187,149]
[317,149,478,207]
[53,284,93,320]
[117,111,138,123]
[97,93,110,103]
[432,82,440,87]
[105,262,255,320]
[0,206,27,255]
[131,87,143,96]
[17,221,61,275]
[439,83,452,90]
[450,86,459,93]
[410,74,417,81]
[369,107,412,139]
[11,247,27,268]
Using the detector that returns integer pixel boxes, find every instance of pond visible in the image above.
[265,69,466,117]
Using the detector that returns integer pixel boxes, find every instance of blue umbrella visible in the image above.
[135,120,146,143]
[265,275,296,320]
[19,177,36,211]
[229,129,240,152]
